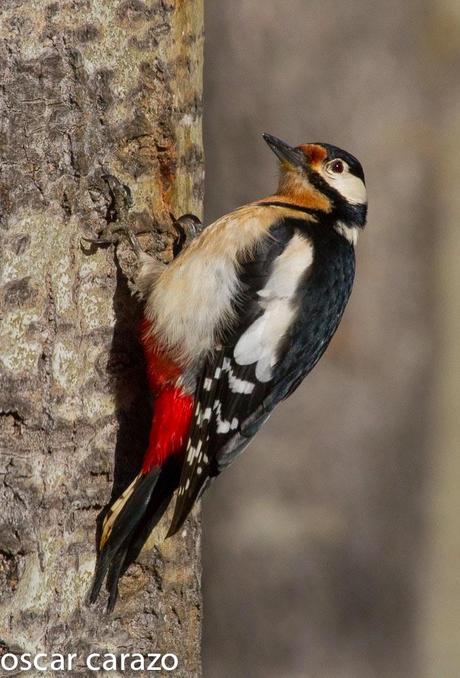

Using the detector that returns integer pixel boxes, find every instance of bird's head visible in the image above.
[263,133,367,235]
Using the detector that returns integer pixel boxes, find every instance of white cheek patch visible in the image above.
[329,171,367,205]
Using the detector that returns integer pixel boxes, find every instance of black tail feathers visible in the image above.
[88,459,180,611]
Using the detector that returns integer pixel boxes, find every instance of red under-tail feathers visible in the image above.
[88,316,193,610]
[139,317,194,470]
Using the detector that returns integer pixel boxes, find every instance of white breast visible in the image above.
[233,233,313,382]
[140,205,283,365]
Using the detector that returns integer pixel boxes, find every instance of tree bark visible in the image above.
[0,1,203,674]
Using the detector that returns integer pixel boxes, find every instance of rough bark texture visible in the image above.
[0,1,203,675]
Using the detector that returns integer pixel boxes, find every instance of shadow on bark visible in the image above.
[89,213,202,602]
[93,256,151,554]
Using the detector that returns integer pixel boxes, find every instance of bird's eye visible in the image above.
[329,159,344,174]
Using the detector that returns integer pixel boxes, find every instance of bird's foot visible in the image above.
[82,223,142,256]
[81,169,201,260]
[171,213,202,257]
[81,174,149,256]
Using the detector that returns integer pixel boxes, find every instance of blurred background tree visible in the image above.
[203,1,460,677]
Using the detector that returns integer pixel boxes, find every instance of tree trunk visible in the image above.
[0,1,203,674]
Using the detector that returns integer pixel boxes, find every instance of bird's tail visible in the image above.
[88,458,180,611]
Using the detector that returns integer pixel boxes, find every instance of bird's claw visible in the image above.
[81,211,201,258]
[171,213,202,256]
[81,225,142,256]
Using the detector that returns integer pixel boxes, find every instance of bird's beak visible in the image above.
[262,133,304,168]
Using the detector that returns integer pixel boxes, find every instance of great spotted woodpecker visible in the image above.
[88,133,367,610]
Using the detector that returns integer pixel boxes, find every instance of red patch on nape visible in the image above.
[296,144,327,165]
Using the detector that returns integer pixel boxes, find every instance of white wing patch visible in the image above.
[234,233,313,382]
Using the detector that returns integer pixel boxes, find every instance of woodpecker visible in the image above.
[88,133,367,610]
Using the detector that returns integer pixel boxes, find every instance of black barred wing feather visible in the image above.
[166,345,274,536]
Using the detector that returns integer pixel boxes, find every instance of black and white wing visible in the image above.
[167,217,355,535]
